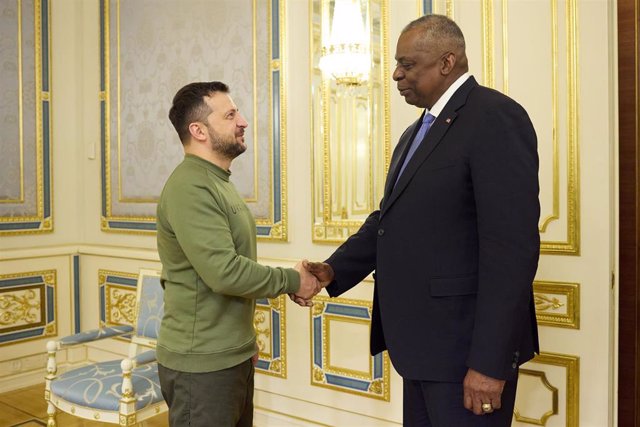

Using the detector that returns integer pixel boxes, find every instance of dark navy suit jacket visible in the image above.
[325,76,540,382]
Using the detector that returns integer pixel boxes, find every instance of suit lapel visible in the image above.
[380,77,479,219]
[383,116,424,201]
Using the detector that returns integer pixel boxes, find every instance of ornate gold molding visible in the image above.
[0,0,53,235]
[481,0,495,88]
[105,285,137,326]
[534,280,579,329]
[483,0,579,255]
[310,295,390,400]
[100,0,288,239]
[98,270,138,331]
[0,270,57,346]
[254,295,287,378]
[515,368,559,425]
[540,0,580,255]
[256,0,289,241]
[0,289,41,327]
[516,352,580,427]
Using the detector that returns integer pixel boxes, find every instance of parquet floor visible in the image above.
[0,383,168,427]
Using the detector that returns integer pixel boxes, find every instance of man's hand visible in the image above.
[463,368,505,415]
[288,293,314,307]
[293,260,321,300]
[303,261,334,286]
[289,260,333,307]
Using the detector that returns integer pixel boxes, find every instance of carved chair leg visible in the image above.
[46,401,57,427]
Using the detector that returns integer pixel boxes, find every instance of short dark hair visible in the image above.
[402,14,466,53]
[169,81,229,143]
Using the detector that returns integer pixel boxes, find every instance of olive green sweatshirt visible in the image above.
[156,154,300,373]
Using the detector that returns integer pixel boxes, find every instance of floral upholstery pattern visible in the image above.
[50,352,162,411]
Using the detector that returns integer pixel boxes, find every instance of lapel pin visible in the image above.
[445,118,452,124]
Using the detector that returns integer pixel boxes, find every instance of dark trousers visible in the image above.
[158,359,254,427]
[403,377,518,427]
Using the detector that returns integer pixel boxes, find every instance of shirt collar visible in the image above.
[184,153,231,181]
[425,72,471,120]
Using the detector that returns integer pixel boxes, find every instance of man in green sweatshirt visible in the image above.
[156,81,321,427]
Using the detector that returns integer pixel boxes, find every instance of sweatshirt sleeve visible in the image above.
[161,177,300,299]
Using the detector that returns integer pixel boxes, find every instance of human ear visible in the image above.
[440,52,456,75]
[188,122,207,142]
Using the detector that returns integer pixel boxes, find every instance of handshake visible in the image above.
[289,260,334,307]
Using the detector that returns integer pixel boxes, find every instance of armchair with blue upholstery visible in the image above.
[44,269,167,426]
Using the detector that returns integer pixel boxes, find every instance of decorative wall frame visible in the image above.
[254,295,287,378]
[310,295,390,401]
[420,0,580,256]
[0,270,57,346]
[502,0,580,255]
[423,0,454,18]
[515,352,579,427]
[99,0,288,240]
[534,280,580,329]
[98,269,138,332]
[0,0,53,235]
[310,0,391,243]
[516,368,559,425]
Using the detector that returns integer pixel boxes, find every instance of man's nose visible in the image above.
[238,114,249,128]
[392,67,403,81]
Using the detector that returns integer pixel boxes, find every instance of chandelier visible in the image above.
[319,0,371,86]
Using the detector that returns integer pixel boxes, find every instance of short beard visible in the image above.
[208,126,246,160]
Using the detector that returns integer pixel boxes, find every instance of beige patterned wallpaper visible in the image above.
[0,0,40,218]
[102,0,282,235]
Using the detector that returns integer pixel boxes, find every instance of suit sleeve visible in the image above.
[466,100,540,379]
[325,209,380,297]
[324,121,417,298]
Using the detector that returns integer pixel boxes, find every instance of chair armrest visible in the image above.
[132,349,156,367]
[55,325,135,349]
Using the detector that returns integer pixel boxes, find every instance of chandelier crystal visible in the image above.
[319,0,371,86]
